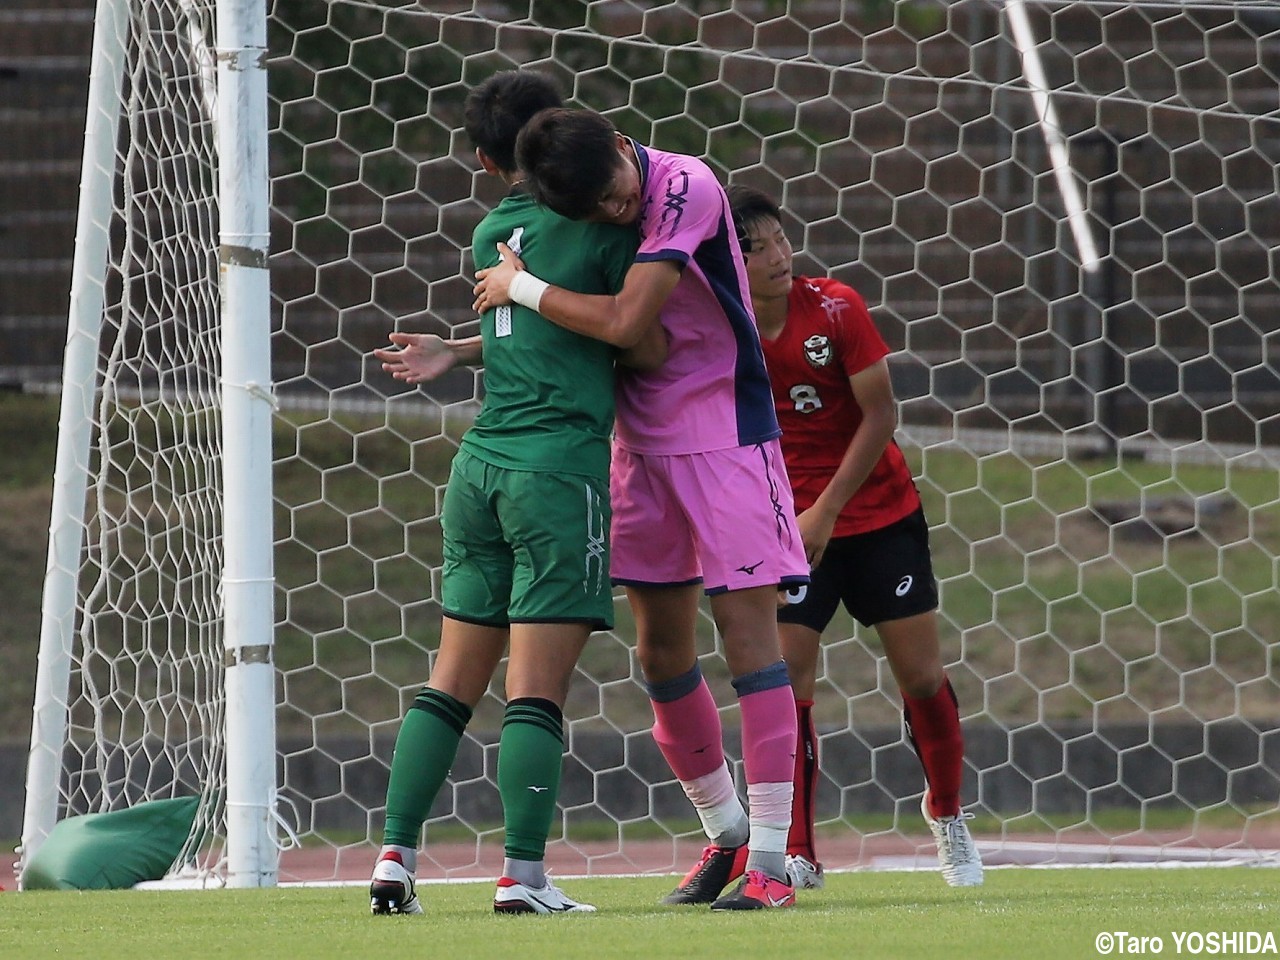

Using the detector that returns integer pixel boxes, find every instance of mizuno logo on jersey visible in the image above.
[583,484,607,594]
[655,171,690,240]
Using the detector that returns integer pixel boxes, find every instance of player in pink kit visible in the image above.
[473,107,809,910]
[727,184,984,889]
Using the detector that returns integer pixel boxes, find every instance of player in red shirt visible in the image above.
[727,184,984,888]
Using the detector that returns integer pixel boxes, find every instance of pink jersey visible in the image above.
[760,276,920,537]
[612,143,779,455]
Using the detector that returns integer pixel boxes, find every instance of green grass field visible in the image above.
[3,868,1277,960]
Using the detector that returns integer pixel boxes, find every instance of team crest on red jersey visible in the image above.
[803,334,833,367]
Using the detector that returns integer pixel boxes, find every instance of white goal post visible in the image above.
[21,0,275,887]
[21,0,1280,888]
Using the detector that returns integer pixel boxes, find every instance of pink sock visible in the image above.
[735,664,798,861]
[739,682,798,786]
[650,676,726,782]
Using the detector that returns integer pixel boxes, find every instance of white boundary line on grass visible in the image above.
[872,842,1280,872]
[134,841,1280,889]
[258,845,1280,890]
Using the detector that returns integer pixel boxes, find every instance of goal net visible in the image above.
[23,0,1280,886]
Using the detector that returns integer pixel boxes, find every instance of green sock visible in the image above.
[497,698,565,861]
[382,687,472,849]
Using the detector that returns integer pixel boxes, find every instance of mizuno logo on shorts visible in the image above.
[895,575,913,596]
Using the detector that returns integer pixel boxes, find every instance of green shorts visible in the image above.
[440,446,613,630]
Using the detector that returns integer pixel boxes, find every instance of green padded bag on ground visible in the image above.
[21,795,201,890]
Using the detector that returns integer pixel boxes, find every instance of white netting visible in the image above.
[31,0,1280,884]
[33,0,227,875]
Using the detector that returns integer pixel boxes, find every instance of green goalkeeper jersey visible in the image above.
[461,189,638,479]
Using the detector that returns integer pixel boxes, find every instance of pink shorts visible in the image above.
[610,440,810,594]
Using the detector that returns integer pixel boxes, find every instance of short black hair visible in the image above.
[727,184,782,252]
[516,107,621,221]
[463,71,564,174]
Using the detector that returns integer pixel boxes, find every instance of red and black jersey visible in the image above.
[759,276,920,537]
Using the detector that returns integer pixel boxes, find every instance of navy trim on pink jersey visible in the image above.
[694,213,779,445]
[705,574,809,597]
[632,142,691,268]
[630,141,779,446]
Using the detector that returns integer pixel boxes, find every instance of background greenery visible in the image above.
[3,389,1276,748]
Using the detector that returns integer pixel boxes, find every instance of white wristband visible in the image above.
[508,270,550,312]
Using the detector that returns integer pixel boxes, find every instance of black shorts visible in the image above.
[778,506,938,631]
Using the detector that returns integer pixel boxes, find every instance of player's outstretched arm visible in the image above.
[473,242,677,350]
[373,331,482,383]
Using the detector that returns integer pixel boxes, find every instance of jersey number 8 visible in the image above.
[789,383,823,414]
